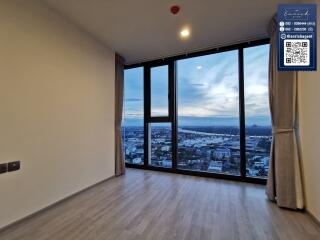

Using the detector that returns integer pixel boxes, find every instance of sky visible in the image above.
[123,44,271,127]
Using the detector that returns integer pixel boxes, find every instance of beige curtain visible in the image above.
[115,53,126,176]
[266,17,304,209]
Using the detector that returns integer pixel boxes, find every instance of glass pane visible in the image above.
[244,44,271,178]
[149,123,172,168]
[123,67,144,165]
[177,50,240,175]
[151,65,169,116]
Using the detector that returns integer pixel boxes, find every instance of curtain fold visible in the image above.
[266,16,304,209]
[115,53,126,176]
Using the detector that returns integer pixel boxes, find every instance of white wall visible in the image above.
[298,0,320,222]
[0,0,115,228]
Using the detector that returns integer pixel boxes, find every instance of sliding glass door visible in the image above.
[124,40,271,183]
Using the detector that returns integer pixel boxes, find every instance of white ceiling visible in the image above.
[43,0,296,64]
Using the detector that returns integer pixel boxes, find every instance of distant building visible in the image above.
[261,156,269,166]
[254,162,264,168]
[125,146,136,155]
[208,160,222,172]
[213,147,231,159]
[247,168,259,176]
[162,159,172,168]
[252,155,262,161]
[206,150,211,160]
[246,137,259,150]
[136,148,143,154]
[132,158,142,164]
[161,146,170,151]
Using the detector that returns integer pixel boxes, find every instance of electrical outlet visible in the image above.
[0,163,7,174]
[8,161,20,172]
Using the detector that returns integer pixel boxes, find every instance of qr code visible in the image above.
[284,39,310,66]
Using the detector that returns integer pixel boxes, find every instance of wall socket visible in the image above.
[0,161,20,174]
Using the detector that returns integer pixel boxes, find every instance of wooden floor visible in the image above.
[1,169,320,240]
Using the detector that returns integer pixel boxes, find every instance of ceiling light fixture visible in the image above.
[196,65,202,70]
[180,28,190,38]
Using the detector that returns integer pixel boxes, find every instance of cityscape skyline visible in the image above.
[123,115,271,127]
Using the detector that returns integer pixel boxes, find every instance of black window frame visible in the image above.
[124,38,270,184]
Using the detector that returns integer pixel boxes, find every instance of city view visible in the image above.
[123,44,271,179]
[123,124,271,178]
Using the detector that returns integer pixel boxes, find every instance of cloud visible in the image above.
[125,98,143,102]
[177,50,240,117]
[189,83,206,87]
[124,44,271,124]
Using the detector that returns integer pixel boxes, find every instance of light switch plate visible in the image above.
[8,161,20,172]
[0,163,7,174]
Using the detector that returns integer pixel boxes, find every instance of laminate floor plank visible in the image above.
[0,169,319,240]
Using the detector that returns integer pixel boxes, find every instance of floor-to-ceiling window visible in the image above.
[177,50,240,175]
[123,67,144,165]
[123,40,271,183]
[148,64,173,168]
[244,45,271,178]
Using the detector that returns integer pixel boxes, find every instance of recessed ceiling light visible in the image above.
[196,65,202,70]
[180,28,190,38]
